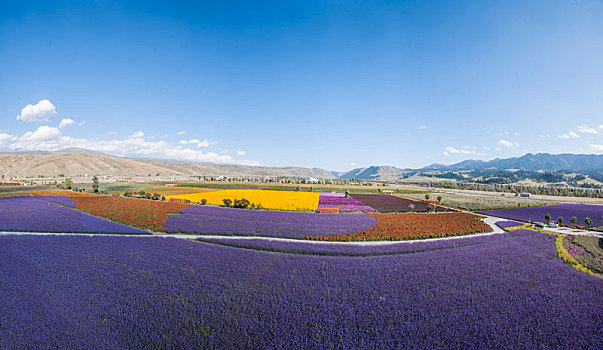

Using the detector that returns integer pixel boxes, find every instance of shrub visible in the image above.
[223,198,232,207]
[233,198,250,209]
[201,199,207,205]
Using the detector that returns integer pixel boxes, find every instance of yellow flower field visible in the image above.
[167,189,320,211]
[142,187,219,196]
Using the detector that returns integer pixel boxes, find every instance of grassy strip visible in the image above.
[555,236,593,276]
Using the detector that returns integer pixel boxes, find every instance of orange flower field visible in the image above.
[70,196,192,232]
[310,212,492,241]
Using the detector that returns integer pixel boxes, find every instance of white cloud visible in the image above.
[577,125,599,134]
[539,134,548,138]
[557,131,580,139]
[177,131,187,135]
[0,133,16,144]
[237,150,246,156]
[417,126,427,130]
[19,126,61,142]
[107,131,116,135]
[444,146,485,156]
[16,99,57,122]
[7,125,257,165]
[350,162,357,166]
[495,147,501,151]
[498,139,514,147]
[504,131,510,135]
[598,125,603,130]
[178,138,213,148]
[443,151,449,156]
[197,139,213,148]
[58,118,75,129]
[129,130,144,138]
[78,120,86,126]
[513,132,520,136]
[590,144,603,151]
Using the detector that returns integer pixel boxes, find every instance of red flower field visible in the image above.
[70,196,192,232]
[310,212,492,241]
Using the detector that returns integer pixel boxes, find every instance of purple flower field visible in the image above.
[165,205,377,238]
[495,220,523,229]
[0,232,600,349]
[197,232,497,256]
[479,203,603,227]
[0,196,148,234]
[34,195,78,207]
[318,192,378,213]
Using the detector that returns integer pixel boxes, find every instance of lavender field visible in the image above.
[480,203,603,227]
[165,205,377,238]
[0,196,148,234]
[496,220,523,229]
[197,233,491,256]
[0,232,601,349]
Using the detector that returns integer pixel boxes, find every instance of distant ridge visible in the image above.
[1,150,602,181]
[340,153,603,181]
[0,150,337,179]
[422,153,603,171]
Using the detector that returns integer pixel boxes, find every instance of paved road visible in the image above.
[1,216,599,244]
[0,230,506,245]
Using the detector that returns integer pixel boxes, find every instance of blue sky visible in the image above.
[1,0,602,171]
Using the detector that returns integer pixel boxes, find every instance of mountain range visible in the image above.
[0,150,602,183]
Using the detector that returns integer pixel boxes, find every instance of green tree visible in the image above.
[544,213,551,223]
[570,216,577,225]
[425,194,430,200]
[585,217,592,228]
[557,217,563,225]
[92,176,99,193]
[64,177,73,190]
[437,195,442,202]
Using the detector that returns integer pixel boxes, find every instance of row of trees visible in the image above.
[544,213,601,228]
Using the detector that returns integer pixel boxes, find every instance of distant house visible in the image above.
[519,192,532,198]
[381,190,394,194]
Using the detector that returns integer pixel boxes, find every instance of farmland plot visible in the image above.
[0,232,600,349]
[310,212,492,241]
[166,205,377,238]
[168,189,320,211]
[478,203,603,227]
[0,196,147,234]
[350,193,451,213]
